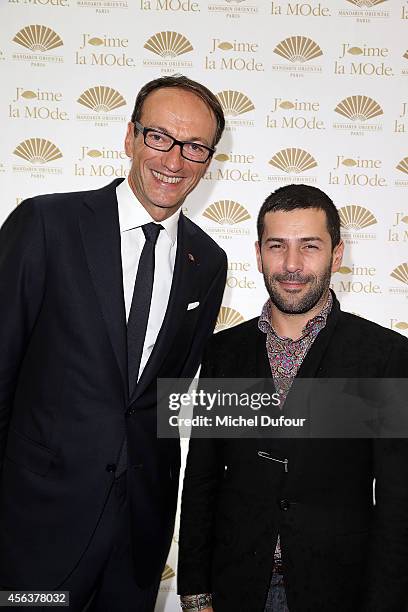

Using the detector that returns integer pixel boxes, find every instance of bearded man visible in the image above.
[177,184,408,612]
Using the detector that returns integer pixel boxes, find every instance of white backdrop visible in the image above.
[0,1,407,609]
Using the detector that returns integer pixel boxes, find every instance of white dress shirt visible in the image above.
[116,178,180,381]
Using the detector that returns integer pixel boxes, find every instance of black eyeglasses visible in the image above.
[134,121,215,163]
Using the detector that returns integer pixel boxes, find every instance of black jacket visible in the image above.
[0,178,227,589]
[178,294,408,611]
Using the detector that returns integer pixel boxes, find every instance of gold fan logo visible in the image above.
[395,157,408,187]
[389,264,408,297]
[203,201,250,225]
[335,96,383,121]
[216,90,254,116]
[273,36,323,64]
[269,148,317,174]
[144,32,193,58]
[161,565,175,581]
[13,138,62,164]
[268,148,317,185]
[216,307,245,332]
[77,86,126,112]
[390,264,408,286]
[396,157,408,175]
[345,0,387,6]
[339,205,377,230]
[404,50,408,60]
[13,25,63,52]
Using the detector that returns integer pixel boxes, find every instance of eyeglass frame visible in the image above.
[134,121,215,164]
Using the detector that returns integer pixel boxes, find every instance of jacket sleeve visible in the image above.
[177,342,225,596]
[361,338,408,611]
[0,199,46,466]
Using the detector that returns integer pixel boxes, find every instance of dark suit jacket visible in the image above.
[0,178,227,589]
[178,293,408,612]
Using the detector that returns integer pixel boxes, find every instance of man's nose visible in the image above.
[284,247,303,272]
[161,144,184,173]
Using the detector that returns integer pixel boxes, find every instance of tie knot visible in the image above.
[142,222,163,244]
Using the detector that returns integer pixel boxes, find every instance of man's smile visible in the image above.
[151,169,183,184]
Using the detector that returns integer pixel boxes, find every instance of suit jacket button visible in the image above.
[105,464,117,473]
[279,499,290,511]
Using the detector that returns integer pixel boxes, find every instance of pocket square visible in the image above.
[187,301,200,311]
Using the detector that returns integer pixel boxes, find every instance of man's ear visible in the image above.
[255,240,263,274]
[331,239,344,273]
[124,122,134,158]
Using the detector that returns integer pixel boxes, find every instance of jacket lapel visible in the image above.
[79,179,128,394]
[130,213,199,402]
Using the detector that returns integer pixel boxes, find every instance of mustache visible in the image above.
[273,273,313,283]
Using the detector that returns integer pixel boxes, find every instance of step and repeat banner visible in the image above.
[0,1,407,609]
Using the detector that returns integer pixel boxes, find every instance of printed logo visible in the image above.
[144,31,193,57]
[387,212,408,244]
[161,565,175,581]
[216,90,255,130]
[329,155,386,187]
[76,33,135,68]
[266,96,325,131]
[333,95,383,136]
[270,1,331,17]
[272,36,323,76]
[12,24,64,65]
[74,145,128,179]
[13,138,62,164]
[269,148,317,173]
[76,86,127,127]
[12,137,63,177]
[9,87,68,121]
[338,0,389,21]
[335,42,393,77]
[268,148,318,185]
[208,0,259,18]
[202,199,251,239]
[203,151,261,183]
[203,200,250,225]
[216,307,245,332]
[335,95,383,121]
[143,31,193,72]
[396,156,408,174]
[331,263,381,295]
[389,263,408,299]
[13,25,63,51]
[273,36,322,63]
[395,156,408,187]
[391,263,408,285]
[339,205,377,244]
[346,0,386,6]
[339,205,377,230]
[77,0,128,11]
[216,90,254,116]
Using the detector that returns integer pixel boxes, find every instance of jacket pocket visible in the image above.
[5,428,57,476]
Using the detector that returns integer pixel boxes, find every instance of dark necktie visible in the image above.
[127,222,163,397]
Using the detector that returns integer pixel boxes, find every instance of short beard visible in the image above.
[263,261,332,315]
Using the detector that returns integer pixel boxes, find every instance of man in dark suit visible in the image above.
[0,75,227,611]
[178,184,408,612]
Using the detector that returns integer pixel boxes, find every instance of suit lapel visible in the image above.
[79,179,128,394]
[130,213,199,402]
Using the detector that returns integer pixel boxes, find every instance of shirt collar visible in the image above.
[116,177,180,245]
[258,291,333,341]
